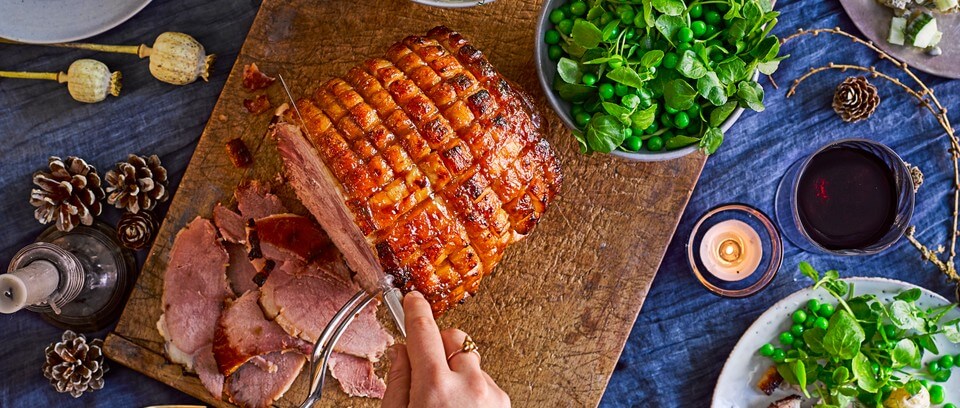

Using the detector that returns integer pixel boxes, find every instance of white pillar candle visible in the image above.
[0,260,59,314]
[698,220,763,282]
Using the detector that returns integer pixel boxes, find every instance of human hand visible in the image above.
[382,291,510,408]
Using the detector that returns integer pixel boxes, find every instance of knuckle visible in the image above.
[408,316,436,332]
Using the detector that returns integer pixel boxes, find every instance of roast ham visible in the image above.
[225,351,306,408]
[157,217,232,399]
[329,352,387,399]
[276,26,562,315]
[259,260,393,360]
[225,242,259,296]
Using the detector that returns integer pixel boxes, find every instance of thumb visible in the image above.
[382,344,411,408]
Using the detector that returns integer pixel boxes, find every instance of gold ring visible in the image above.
[446,335,481,362]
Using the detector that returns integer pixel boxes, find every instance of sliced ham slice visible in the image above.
[214,203,246,244]
[329,352,386,399]
[157,217,232,399]
[225,351,306,408]
[237,180,287,219]
[259,260,393,361]
[225,243,259,296]
[253,213,333,263]
[214,290,312,376]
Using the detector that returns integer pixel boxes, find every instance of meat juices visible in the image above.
[276,26,562,316]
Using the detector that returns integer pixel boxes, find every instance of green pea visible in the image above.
[939,355,955,369]
[943,403,957,408]
[930,361,942,374]
[883,324,897,339]
[607,25,621,39]
[792,337,805,350]
[819,303,835,317]
[673,111,690,128]
[646,135,664,151]
[600,11,614,25]
[557,19,574,35]
[644,122,659,135]
[548,45,563,61]
[634,13,646,28]
[544,29,561,45]
[638,97,652,108]
[686,103,701,118]
[710,51,724,62]
[623,136,642,151]
[934,368,951,382]
[677,27,694,43]
[623,128,633,138]
[779,332,794,346]
[598,83,615,100]
[582,73,598,86]
[574,112,591,127]
[704,24,718,38]
[689,4,703,18]
[930,385,945,404]
[662,130,675,139]
[614,83,629,97]
[806,299,821,314]
[677,42,692,52]
[705,11,721,25]
[549,9,566,24]
[814,317,829,331]
[660,113,673,127]
[620,9,635,22]
[803,314,816,329]
[665,105,679,114]
[691,21,707,38]
[570,104,584,117]
[758,343,775,357]
[663,52,679,69]
[791,324,804,337]
[625,28,636,40]
[569,0,587,16]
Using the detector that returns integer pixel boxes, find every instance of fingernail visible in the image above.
[406,291,423,299]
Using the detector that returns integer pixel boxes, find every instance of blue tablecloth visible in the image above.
[0,0,957,407]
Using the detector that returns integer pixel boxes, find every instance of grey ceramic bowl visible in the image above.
[533,0,751,162]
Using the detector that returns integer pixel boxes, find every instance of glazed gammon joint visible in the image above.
[276,26,563,315]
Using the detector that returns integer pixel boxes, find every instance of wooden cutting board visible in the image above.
[103,0,708,406]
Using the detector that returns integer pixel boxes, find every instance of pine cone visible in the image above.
[117,210,159,250]
[832,76,880,123]
[42,330,108,398]
[30,156,105,232]
[105,154,169,214]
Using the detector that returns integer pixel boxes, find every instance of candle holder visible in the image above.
[687,203,782,298]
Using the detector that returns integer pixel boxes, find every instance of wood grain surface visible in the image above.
[103,0,708,406]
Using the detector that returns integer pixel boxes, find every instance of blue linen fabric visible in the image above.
[0,0,958,407]
[0,0,260,406]
[601,0,960,407]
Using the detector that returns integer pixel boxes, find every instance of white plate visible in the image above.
[0,0,152,44]
[712,277,960,408]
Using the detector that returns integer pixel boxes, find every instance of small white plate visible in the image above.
[712,277,960,407]
[0,0,152,44]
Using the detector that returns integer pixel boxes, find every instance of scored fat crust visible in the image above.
[276,26,562,315]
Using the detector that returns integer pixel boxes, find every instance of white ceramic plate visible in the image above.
[712,277,960,408]
[0,0,152,44]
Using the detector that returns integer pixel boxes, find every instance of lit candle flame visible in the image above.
[718,239,742,263]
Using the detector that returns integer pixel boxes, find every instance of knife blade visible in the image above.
[276,74,406,338]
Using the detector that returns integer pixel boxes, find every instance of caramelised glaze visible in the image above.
[281,26,562,315]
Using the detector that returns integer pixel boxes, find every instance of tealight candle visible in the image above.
[699,220,763,281]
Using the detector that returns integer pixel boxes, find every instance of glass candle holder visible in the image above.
[687,203,783,298]
[774,138,914,256]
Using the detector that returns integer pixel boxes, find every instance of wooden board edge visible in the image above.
[586,156,708,407]
[104,333,230,407]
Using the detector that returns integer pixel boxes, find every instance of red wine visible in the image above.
[797,146,897,250]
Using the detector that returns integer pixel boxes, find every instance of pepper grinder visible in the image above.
[1,222,136,332]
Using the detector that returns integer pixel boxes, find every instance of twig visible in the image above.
[778,27,960,284]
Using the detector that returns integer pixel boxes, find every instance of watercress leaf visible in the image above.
[724,0,742,19]
[582,56,617,65]
[823,309,865,360]
[560,40,587,58]
[757,60,780,75]
[606,66,647,89]
[716,57,747,85]
[852,352,880,393]
[585,114,625,154]
[803,327,826,354]
[944,321,960,343]
[651,0,685,16]
[602,19,622,42]
[641,50,664,68]
[736,81,765,112]
[572,20,603,49]
[750,36,781,61]
[557,58,582,84]
[798,262,820,282]
[724,19,747,43]
[642,0,656,27]
[586,5,604,20]
[776,363,799,385]
[631,104,658,130]
[664,79,697,110]
[889,300,923,331]
[895,288,922,303]
[602,102,634,126]
[677,50,709,79]
[917,333,940,354]
[709,101,738,127]
[665,135,699,150]
[697,72,728,106]
[554,81,594,103]
[757,0,774,12]
[891,338,920,369]
[655,15,686,45]
[572,129,589,154]
[789,360,809,398]
[831,366,850,385]
[699,127,723,155]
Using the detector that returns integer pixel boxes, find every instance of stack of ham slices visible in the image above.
[158,182,394,407]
